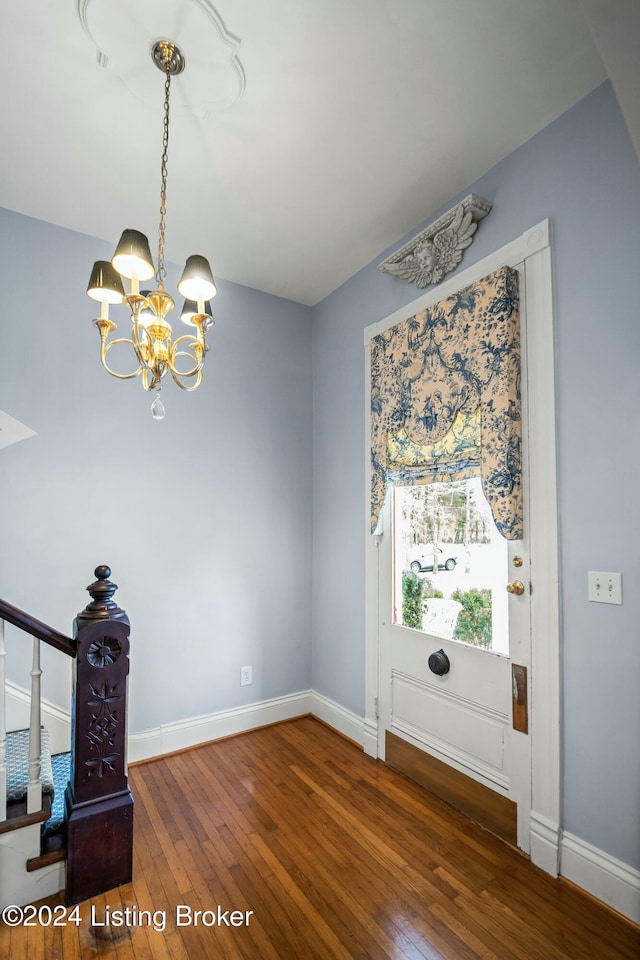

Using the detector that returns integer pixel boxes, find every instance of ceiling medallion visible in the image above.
[86,40,217,420]
[378,195,492,289]
[76,0,245,115]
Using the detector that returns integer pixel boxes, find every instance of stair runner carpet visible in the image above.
[5,728,70,836]
[46,752,71,835]
[5,727,55,805]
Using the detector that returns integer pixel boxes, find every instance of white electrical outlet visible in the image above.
[587,571,622,605]
[240,665,253,686]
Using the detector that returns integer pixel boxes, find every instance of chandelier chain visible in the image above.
[157,64,172,286]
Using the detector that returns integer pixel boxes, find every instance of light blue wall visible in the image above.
[0,210,313,732]
[311,82,640,870]
[2,80,639,875]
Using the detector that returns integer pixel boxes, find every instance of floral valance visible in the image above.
[371,265,522,539]
[387,408,481,486]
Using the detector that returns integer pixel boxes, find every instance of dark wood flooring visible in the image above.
[1,716,638,959]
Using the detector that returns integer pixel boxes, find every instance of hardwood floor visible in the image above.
[1,716,638,959]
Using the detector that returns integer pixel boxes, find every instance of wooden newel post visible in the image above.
[65,565,133,906]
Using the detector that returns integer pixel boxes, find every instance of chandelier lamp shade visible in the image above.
[86,41,216,420]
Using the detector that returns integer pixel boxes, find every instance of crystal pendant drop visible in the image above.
[151,391,165,420]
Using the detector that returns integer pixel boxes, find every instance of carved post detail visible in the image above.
[65,566,133,906]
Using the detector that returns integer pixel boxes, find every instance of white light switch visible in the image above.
[588,571,622,605]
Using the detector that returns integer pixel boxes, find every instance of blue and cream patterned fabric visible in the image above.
[42,752,71,836]
[386,407,481,485]
[371,265,522,539]
[5,727,55,802]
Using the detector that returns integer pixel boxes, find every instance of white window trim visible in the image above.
[364,220,561,876]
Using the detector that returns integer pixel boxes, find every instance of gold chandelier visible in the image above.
[86,41,216,420]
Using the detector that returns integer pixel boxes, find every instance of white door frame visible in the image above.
[364,220,561,876]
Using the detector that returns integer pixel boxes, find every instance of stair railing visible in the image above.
[0,565,133,906]
[0,598,76,823]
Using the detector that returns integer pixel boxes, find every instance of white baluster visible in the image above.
[26,636,42,815]
[0,618,6,821]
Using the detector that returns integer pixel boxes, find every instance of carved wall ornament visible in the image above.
[378,195,492,289]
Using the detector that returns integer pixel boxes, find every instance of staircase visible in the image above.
[0,728,69,906]
[5,728,70,846]
[0,566,133,908]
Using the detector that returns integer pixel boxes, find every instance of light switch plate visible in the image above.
[587,571,622,605]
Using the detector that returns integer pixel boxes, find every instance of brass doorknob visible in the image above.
[506,580,525,595]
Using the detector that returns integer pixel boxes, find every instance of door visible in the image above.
[365,221,560,872]
[377,471,532,851]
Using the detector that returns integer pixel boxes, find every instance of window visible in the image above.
[393,477,508,653]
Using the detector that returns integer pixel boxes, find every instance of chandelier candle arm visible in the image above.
[94,328,143,381]
[171,336,205,377]
[129,296,153,370]
[85,39,217,419]
[172,370,203,392]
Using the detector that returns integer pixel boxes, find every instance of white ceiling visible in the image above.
[0,1,611,304]
[577,0,640,165]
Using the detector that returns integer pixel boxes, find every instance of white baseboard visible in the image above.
[128,690,366,763]
[5,680,71,755]
[362,718,378,758]
[4,681,365,763]
[530,809,561,877]
[307,691,365,747]
[128,690,315,763]
[561,831,640,925]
